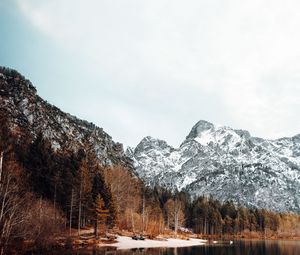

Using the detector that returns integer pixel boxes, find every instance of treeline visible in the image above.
[188,197,281,235]
[140,190,287,237]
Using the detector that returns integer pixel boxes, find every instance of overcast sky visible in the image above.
[1,0,300,147]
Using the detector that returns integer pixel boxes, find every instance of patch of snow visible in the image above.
[106,236,206,250]
[194,130,214,146]
[51,141,61,151]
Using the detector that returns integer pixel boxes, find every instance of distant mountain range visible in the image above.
[127,120,300,213]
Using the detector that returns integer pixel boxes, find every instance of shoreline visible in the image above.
[16,234,300,254]
[104,236,207,250]
[100,235,300,250]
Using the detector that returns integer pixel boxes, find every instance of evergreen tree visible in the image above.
[90,170,116,235]
[24,133,54,198]
[223,215,233,234]
[93,194,109,238]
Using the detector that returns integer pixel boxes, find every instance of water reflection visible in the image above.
[112,240,300,255]
[32,240,300,255]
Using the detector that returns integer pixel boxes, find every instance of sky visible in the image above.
[1,0,300,147]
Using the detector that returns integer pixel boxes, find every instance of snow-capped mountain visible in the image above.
[128,120,300,213]
[0,67,132,168]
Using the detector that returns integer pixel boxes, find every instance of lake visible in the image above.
[49,239,300,255]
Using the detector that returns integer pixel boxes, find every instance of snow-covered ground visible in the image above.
[106,236,206,250]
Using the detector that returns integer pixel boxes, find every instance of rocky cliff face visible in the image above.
[0,67,132,168]
[129,120,300,213]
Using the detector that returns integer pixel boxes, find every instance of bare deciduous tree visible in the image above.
[103,165,141,230]
[164,198,185,236]
[0,152,65,254]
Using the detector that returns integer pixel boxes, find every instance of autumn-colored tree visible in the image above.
[164,198,185,235]
[93,194,109,238]
[103,165,141,231]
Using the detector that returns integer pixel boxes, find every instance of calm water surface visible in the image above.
[48,240,300,255]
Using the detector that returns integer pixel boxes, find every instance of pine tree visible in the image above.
[223,215,233,234]
[249,211,257,232]
[93,194,109,238]
[91,171,113,237]
[24,133,53,198]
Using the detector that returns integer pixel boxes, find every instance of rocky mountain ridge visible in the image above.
[0,67,132,168]
[128,120,300,213]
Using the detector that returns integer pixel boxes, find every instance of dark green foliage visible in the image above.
[24,133,55,198]
[13,133,118,229]
[189,196,280,235]
[91,172,117,227]
[137,185,281,235]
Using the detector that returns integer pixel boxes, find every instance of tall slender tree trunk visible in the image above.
[142,192,145,235]
[0,171,9,222]
[39,197,42,235]
[131,209,135,233]
[0,151,3,184]
[78,181,82,236]
[174,200,178,236]
[54,183,57,223]
[83,208,86,227]
[0,152,4,223]
[94,219,98,238]
[69,188,74,235]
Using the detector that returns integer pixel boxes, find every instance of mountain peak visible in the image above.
[0,66,37,94]
[186,120,215,140]
[136,136,173,152]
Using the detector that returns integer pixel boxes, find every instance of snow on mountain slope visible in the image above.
[128,120,300,213]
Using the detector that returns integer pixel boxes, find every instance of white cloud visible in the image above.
[16,0,300,146]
